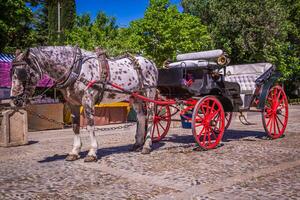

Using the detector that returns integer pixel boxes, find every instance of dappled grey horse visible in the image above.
[10,46,158,162]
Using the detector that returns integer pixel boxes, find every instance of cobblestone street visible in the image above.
[0,105,299,200]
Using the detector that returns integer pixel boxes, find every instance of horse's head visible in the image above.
[10,49,39,107]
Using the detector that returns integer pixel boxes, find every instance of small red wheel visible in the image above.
[192,96,225,150]
[225,112,233,130]
[150,103,171,142]
[262,85,289,139]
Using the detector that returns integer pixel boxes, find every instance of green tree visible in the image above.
[64,12,120,54]
[128,0,212,66]
[30,0,49,45]
[48,0,75,44]
[0,0,34,52]
[182,0,300,82]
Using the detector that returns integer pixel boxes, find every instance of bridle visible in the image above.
[10,60,32,106]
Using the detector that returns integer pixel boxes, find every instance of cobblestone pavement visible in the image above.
[0,105,299,200]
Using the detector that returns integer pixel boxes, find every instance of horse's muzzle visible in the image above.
[10,95,28,108]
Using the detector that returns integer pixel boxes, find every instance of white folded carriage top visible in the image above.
[176,49,224,61]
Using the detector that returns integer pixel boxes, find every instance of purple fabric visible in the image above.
[0,62,11,87]
[0,61,54,88]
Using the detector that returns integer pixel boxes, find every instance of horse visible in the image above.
[10,46,158,162]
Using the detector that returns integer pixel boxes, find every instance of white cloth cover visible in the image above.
[224,63,273,94]
[168,60,217,68]
[176,49,224,61]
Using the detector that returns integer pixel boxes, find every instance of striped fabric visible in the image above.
[0,53,54,88]
[0,53,14,62]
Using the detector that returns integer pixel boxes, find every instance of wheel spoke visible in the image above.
[275,117,282,134]
[159,116,169,121]
[210,101,216,114]
[158,121,166,132]
[269,115,273,134]
[207,128,212,146]
[201,129,207,146]
[197,126,205,139]
[157,106,163,115]
[151,123,156,138]
[195,122,204,127]
[266,114,272,127]
[273,116,277,136]
[210,108,221,120]
[276,115,284,126]
[156,123,161,139]
[197,114,204,120]
[211,129,218,139]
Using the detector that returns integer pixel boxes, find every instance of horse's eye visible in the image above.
[16,69,28,81]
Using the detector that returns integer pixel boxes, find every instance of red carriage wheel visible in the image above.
[224,112,233,130]
[150,103,171,142]
[192,96,225,150]
[262,85,289,139]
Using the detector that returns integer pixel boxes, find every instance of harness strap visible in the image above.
[56,46,83,89]
[126,53,144,94]
[93,47,111,103]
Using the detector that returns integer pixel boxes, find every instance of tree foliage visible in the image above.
[128,0,212,65]
[182,0,300,82]
[0,0,34,52]
[65,0,211,66]
[48,0,76,44]
[64,12,120,54]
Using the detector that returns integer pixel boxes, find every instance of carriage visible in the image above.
[8,47,289,159]
[146,49,289,150]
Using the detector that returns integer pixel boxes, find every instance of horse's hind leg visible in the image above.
[141,101,154,154]
[141,88,156,154]
[131,100,146,151]
[82,94,98,162]
[66,105,82,161]
[137,88,156,154]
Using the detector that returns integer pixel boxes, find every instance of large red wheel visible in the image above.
[262,85,288,139]
[225,112,233,130]
[192,96,225,150]
[150,103,171,143]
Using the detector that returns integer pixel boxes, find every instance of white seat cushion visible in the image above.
[224,63,272,94]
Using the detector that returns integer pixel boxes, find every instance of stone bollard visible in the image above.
[0,109,28,147]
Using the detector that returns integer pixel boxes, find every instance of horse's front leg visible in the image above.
[66,105,82,161]
[82,94,98,162]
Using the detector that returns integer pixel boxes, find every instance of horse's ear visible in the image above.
[95,46,106,57]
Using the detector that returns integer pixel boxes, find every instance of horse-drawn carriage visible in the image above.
[148,49,288,150]
[9,46,289,160]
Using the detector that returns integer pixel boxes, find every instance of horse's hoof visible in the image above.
[129,144,143,152]
[84,155,98,162]
[141,147,151,154]
[65,154,80,161]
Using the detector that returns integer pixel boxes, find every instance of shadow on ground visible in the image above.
[37,142,166,163]
[37,129,268,163]
[164,129,267,144]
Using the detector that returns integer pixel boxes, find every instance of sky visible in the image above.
[75,0,183,27]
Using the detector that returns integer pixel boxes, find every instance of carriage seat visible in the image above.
[224,63,273,94]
